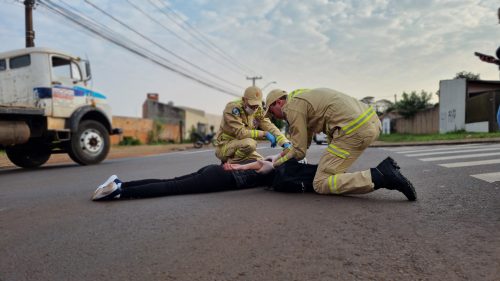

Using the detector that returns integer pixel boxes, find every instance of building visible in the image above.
[374,99,393,114]
[180,106,221,140]
[439,79,500,133]
[142,94,221,141]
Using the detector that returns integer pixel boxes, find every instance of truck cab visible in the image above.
[0,47,120,168]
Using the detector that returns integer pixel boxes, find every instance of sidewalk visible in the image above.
[1,138,499,168]
[0,143,196,169]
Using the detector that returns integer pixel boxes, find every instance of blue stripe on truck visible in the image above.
[34,86,107,99]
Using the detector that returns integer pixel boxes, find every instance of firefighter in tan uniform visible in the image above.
[214,86,291,164]
[265,88,417,201]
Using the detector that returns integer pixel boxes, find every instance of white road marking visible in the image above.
[419,152,500,162]
[439,159,500,168]
[405,146,500,157]
[389,144,481,153]
[470,172,500,183]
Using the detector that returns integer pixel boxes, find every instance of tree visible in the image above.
[394,90,433,118]
[454,71,480,80]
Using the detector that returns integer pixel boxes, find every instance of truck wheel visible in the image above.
[5,143,51,168]
[68,120,110,165]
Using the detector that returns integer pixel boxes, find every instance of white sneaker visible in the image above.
[92,175,122,201]
[298,157,308,164]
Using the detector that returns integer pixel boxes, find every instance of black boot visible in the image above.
[371,157,417,201]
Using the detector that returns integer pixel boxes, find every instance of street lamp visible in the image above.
[261,81,277,91]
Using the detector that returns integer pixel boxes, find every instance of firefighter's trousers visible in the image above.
[215,138,263,163]
[313,115,381,195]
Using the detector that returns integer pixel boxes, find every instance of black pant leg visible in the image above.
[120,165,237,198]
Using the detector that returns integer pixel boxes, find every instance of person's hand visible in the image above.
[264,132,277,148]
[264,153,281,163]
[255,160,274,174]
[223,163,242,171]
[283,142,292,149]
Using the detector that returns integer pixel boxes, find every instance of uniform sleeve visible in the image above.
[306,131,314,149]
[274,102,309,167]
[223,103,262,140]
[258,116,290,146]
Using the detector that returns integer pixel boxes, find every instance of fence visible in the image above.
[393,106,439,134]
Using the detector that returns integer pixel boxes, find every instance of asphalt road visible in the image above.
[1,143,499,281]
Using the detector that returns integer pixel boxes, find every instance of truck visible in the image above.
[0,47,120,168]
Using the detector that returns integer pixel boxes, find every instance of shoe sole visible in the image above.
[393,169,417,201]
[382,157,416,201]
[92,175,118,201]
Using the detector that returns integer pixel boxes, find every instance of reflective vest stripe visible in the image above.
[327,144,350,159]
[221,133,235,141]
[235,150,247,158]
[278,155,289,164]
[289,89,310,99]
[342,106,376,135]
[222,144,229,156]
[251,129,259,139]
[328,175,340,194]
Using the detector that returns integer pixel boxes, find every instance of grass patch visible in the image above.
[378,131,500,142]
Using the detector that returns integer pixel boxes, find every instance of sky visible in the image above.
[0,0,499,117]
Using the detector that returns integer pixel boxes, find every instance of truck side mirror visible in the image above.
[84,61,92,82]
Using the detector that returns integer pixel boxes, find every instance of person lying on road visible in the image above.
[91,157,416,201]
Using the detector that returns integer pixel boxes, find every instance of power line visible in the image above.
[83,0,244,91]
[149,0,258,76]
[38,0,240,97]
[126,0,248,78]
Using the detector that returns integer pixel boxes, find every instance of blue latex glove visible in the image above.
[264,132,277,148]
[283,142,292,149]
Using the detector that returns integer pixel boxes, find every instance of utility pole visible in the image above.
[246,76,262,86]
[24,0,36,47]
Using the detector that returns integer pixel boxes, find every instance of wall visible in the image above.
[439,79,466,133]
[205,112,222,134]
[142,99,184,125]
[110,116,181,145]
[182,107,207,140]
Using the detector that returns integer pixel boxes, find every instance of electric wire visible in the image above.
[150,0,258,76]
[125,0,248,78]
[83,0,244,91]
[38,0,240,97]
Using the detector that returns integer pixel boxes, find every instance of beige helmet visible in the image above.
[243,86,263,106]
[264,89,287,116]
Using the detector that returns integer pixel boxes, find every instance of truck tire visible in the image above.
[68,120,110,165]
[5,143,51,168]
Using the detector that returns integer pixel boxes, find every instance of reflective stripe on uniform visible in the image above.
[328,175,340,194]
[251,129,259,139]
[327,144,350,159]
[221,133,235,141]
[276,135,285,143]
[235,150,247,158]
[289,89,310,99]
[278,155,289,164]
[221,144,229,157]
[341,106,376,134]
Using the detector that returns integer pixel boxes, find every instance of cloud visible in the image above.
[0,0,498,116]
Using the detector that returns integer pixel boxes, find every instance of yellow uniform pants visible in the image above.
[215,138,263,163]
[313,115,381,195]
